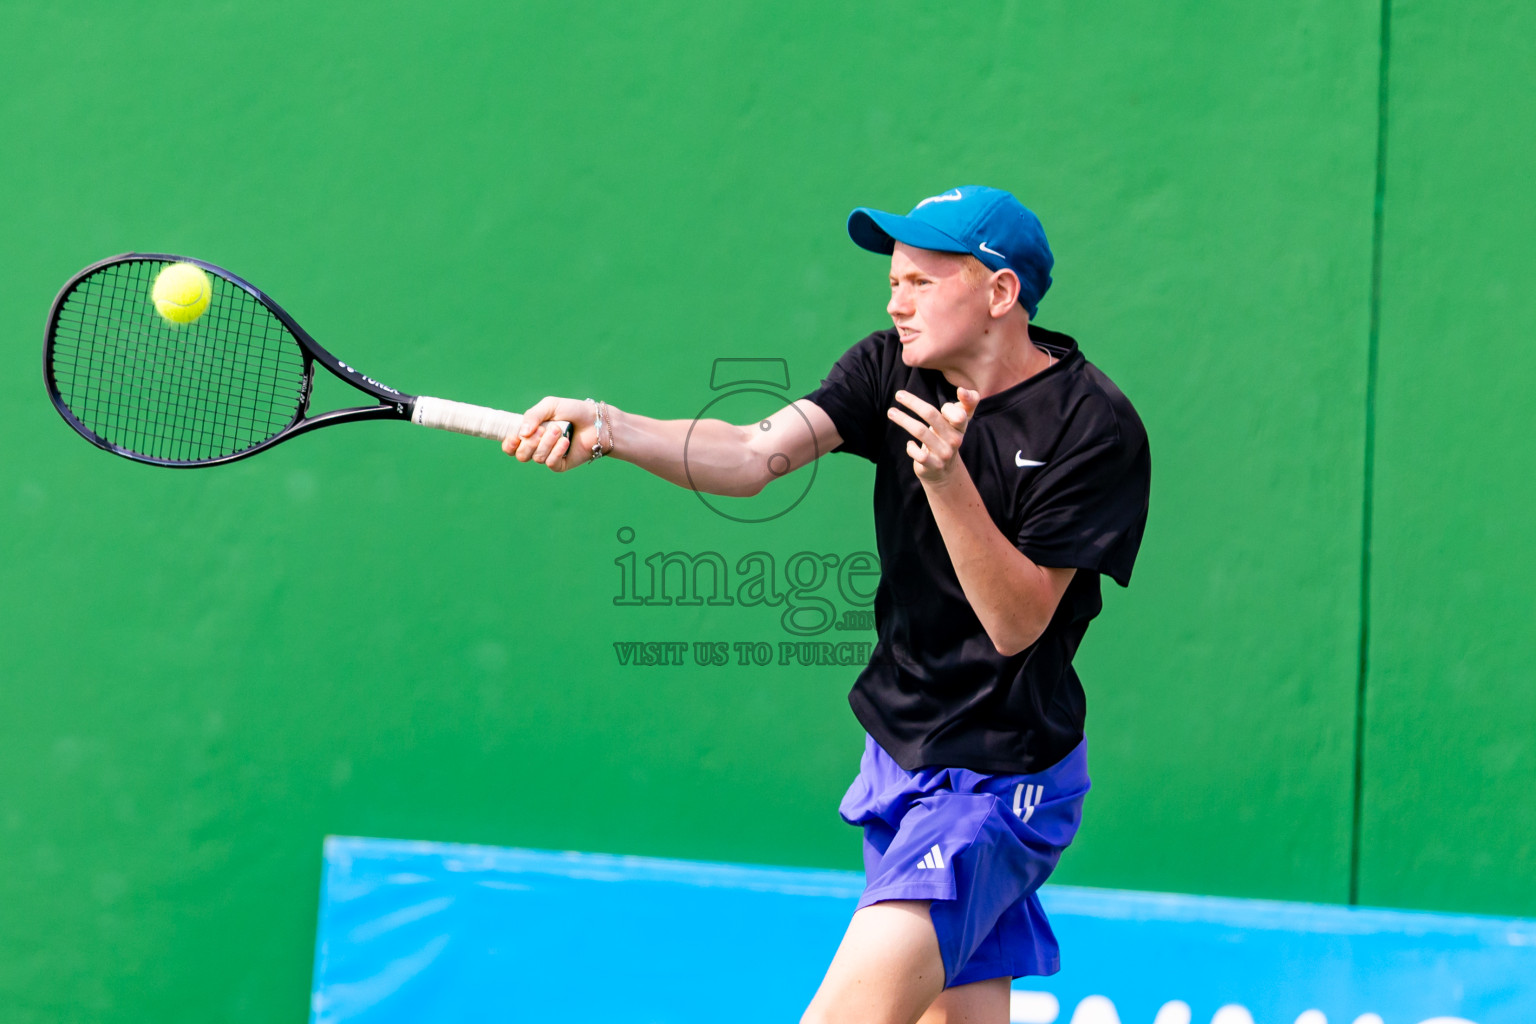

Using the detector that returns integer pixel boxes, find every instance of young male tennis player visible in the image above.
[508,185,1150,1024]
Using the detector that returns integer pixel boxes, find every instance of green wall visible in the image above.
[1362,1,1536,915]
[0,1,1529,1021]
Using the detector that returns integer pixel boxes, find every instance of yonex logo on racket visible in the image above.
[337,360,401,395]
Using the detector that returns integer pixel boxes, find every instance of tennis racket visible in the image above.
[43,252,571,467]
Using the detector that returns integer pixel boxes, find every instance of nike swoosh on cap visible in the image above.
[978,241,1005,259]
[915,189,963,208]
[1016,452,1045,468]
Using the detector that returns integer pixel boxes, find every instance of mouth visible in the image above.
[895,327,919,343]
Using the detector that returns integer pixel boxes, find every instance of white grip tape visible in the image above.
[411,395,523,441]
[411,395,572,447]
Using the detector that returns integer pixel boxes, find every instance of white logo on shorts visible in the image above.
[1014,783,1043,823]
[915,844,945,870]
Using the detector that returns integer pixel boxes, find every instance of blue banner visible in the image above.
[310,837,1536,1024]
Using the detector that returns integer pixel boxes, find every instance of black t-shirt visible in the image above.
[803,326,1150,774]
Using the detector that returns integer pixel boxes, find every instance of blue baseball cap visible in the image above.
[848,185,1054,317]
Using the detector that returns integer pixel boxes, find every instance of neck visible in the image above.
[940,318,1051,398]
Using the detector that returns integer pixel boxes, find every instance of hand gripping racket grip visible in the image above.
[410,396,572,446]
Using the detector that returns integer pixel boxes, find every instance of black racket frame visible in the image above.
[44,252,417,468]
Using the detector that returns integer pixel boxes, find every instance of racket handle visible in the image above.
[411,395,572,445]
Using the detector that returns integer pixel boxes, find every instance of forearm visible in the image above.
[607,406,766,497]
[921,468,1060,655]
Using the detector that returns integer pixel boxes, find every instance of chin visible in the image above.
[898,340,931,368]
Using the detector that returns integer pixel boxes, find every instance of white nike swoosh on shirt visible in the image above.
[978,241,1004,259]
[1016,452,1045,468]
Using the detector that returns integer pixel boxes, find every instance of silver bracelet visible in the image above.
[586,399,611,463]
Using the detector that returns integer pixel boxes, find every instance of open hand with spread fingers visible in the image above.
[887,387,981,486]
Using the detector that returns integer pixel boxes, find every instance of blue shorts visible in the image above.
[838,734,1090,986]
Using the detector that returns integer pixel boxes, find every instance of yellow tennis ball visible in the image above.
[151,262,212,324]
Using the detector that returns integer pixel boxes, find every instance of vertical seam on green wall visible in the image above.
[1351,0,1393,907]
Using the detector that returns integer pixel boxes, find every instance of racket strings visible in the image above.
[49,261,308,463]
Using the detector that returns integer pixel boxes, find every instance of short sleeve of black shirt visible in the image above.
[800,331,891,463]
[1012,386,1148,587]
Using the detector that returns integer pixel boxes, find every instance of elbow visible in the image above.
[992,622,1047,657]
[736,473,768,499]
[992,570,1073,656]
[732,432,779,497]
[719,468,767,499]
[704,478,764,499]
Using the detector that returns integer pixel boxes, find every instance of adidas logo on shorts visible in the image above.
[915,844,945,870]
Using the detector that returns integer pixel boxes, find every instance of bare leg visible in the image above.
[800,900,947,1024]
[915,977,1011,1024]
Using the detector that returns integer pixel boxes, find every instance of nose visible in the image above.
[888,283,913,319]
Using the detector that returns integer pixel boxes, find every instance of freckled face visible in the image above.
[886,243,993,369]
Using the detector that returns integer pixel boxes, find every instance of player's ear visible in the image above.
[989,268,1023,319]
